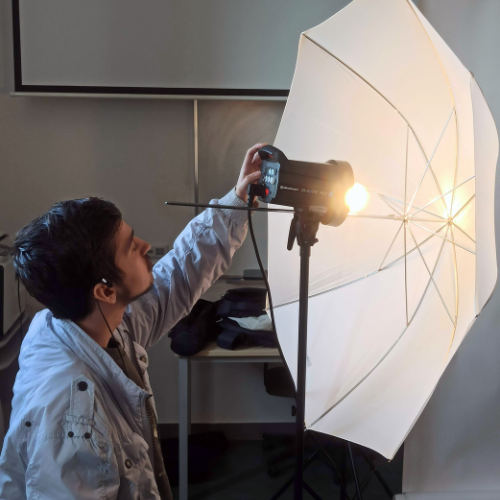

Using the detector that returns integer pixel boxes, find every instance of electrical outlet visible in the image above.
[147,245,170,260]
[154,246,167,257]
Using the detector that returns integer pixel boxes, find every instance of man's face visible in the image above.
[113,221,154,304]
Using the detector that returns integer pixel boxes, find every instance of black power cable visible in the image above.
[97,300,129,378]
[17,276,23,338]
[246,193,298,401]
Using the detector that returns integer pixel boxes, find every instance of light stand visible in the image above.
[166,196,388,500]
[287,211,321,499]
[286,211,363,500]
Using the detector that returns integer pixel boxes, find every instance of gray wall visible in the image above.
[403,0,500,494]
[0,0,292,426]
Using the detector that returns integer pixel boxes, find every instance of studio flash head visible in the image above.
[250,146,354,226]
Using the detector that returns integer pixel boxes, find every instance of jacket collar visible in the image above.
[50,313,148,403]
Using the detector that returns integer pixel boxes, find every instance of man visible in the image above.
[0,143,264,499]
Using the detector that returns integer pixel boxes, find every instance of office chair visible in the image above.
[262,364,296,477]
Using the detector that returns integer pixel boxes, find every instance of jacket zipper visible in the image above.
[125,331,156,472]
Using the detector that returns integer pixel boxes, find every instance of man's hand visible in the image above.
[235,143,266,205]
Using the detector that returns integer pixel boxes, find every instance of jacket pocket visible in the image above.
[115,431,154,499]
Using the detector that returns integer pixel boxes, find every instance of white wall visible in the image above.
[0,0,292,425]
[403,0,500,494]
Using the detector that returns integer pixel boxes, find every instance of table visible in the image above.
[177,341,282,500]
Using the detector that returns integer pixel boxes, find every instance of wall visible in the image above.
[403,0,500,494]
[0,0,292,426]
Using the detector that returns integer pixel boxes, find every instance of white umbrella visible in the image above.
[269,0,498,459]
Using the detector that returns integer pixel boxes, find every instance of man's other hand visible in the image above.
[235,143,266,206]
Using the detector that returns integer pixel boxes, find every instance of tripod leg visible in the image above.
[268,448,319,500]
[360,449,394,498]
[303,480,323,500]
[348,442,363,500]
[270,475,295,500]
[341,442,347,500]
[308,433,350,500]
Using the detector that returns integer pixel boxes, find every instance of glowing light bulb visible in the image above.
[345,183,368,213]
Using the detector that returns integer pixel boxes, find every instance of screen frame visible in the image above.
[11,0,290,99]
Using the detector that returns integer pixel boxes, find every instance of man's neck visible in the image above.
[76,303,127,348]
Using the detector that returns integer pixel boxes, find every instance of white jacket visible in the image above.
[0,189,248,499]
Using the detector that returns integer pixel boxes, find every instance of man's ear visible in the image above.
[93,282,117,305]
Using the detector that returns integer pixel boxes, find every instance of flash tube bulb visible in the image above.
[345,183,368,213]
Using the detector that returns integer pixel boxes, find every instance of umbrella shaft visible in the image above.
[295,244,311,500]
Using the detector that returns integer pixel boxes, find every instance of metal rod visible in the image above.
[406,109,455,217]
[309,432,350,500]
[360,448,394,498]
[410,175,474,218]
[407,225,455,324]
[270,474,295,500]
[378,192,403,216]
[165,201,293,213]
[341,442,348,500]
[303,481,323,500]
[269,448,319,500]
[377,193,446,221]
[294,243,311,500]
[348,442,363,500]
[273,222,449,313]
[347,213,443,222]
[379,222,404,270]
[193,99,199,216]
[453,222,475,243]
[452,194,475,219]
[409,221,475,255]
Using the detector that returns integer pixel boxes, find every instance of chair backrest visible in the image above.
[264,365,296,399]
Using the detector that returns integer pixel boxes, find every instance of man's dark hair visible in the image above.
[13,198,124,322]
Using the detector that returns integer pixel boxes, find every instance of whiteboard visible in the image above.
[14,0,350,97]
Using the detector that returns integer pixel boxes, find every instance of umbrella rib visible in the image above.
[310,322,409,427]
[405,0,456,107]
[450,111,460,218]
[406,110,455,217]
[411,114,455,217]
[453,194,475,219]
[271,269,381,310]
[405,0,459,222]
[410,175,475,218]
[379,222,404,270]
[272,222,448,311]
[378,193,446,221]
[303,34,401,115]
[453,222,476,244]
[305,6,463,430]
[310,227,451,428]
[405,126,409,326]
[410,221,475,255]
[444,225,459,359]
[302,32,454,220]
[348,213,441,222]
[407,224,455,324]
[347,214,403,221]
[404,223,409,326]
[408,226,450,325]
[405,124,409,220]
[378,192,403,216]
[301,34,436,165]
[381,222,448,271]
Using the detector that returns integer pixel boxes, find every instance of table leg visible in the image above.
[179,357,191,500]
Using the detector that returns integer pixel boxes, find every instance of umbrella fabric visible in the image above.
[269,0,498,459]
